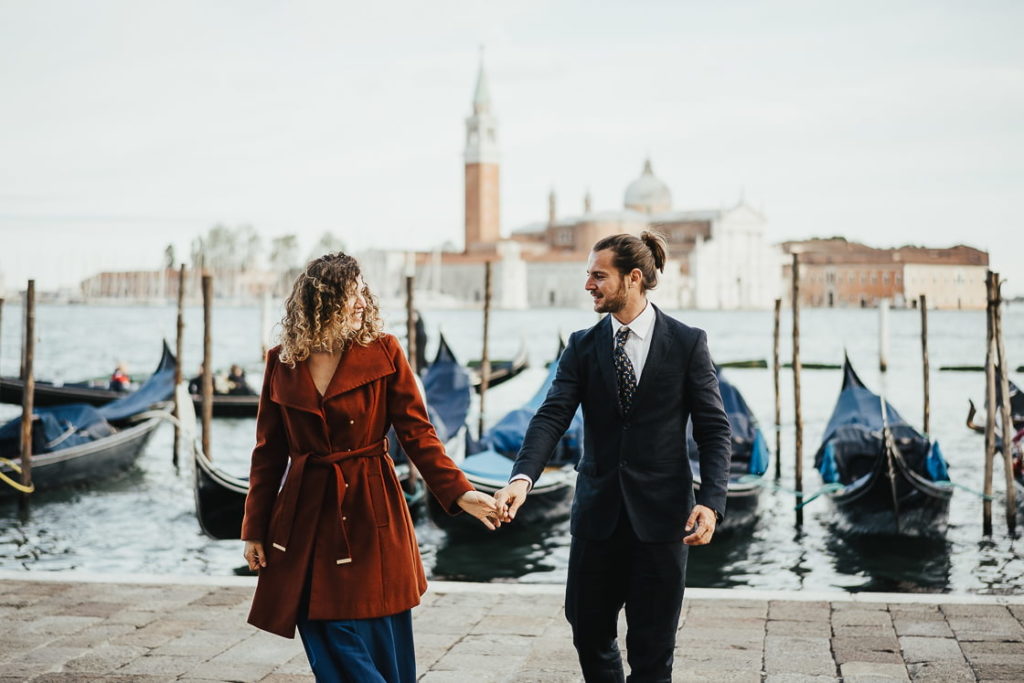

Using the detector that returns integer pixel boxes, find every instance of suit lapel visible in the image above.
[634,306,674,399]
[594,315,620,410]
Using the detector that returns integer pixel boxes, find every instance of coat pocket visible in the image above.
[368,459,391,527]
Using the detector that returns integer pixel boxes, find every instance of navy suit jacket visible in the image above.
[512,305,732,542]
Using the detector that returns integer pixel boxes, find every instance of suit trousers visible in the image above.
[565,510,688,683]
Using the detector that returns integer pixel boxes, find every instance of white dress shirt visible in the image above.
[511,301,656,488]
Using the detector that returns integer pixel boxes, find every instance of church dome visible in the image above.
[624,159,672,214]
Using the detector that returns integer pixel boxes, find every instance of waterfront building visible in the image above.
[780,238,988,309]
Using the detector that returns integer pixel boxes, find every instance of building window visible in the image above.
[882,272,889,284]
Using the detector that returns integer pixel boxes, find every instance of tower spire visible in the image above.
[473,46,491,114]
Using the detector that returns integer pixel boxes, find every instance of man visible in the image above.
[494,232,732,682]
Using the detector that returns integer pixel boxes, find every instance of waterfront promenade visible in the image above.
[1,572,1022,681]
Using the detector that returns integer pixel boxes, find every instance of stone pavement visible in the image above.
[1,573,1023,682]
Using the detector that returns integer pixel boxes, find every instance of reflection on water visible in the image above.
[825,533,952,593]
[1,303,1023,594]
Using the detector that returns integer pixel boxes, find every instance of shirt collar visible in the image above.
[610,300,655,341]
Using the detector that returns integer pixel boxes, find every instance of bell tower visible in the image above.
[464,52,500,253]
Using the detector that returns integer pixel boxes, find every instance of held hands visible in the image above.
[682,504,717,546]
[243,540,266,571]
[457,490,502,530]
[493,479,530,523]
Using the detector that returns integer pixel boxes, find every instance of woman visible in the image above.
[241,252,497,681]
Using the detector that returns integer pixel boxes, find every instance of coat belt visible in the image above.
[270,437,389,565]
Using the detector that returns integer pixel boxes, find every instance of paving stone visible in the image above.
[906,660,976,681]
[258,675,314,683]
[764,652,837,677]
[48,623,139,648]
[833,624,895,637]
[188,659,278,680]
[767,619,825,636]
[513,671,585,682]
[21,615,103,637]
[832,635,903,666]
[61,645,147,674]
[115,654,205,677]
[970,660,1024,679]
[892,618,954,638]
[940,604,1010,618]
[764,676,838,683]
[419,672,504,682]
[899,636,965,663]
[961,640,1024,656]
[840,661,910,681]
[0,646,84,678]
[468,613,550,636]
[769,601,831,622]
[832,610,894,627]
[834,602,888,611]
[431,651,526,672]
[674,671,762,682]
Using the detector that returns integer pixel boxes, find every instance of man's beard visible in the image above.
[593,281,628,313]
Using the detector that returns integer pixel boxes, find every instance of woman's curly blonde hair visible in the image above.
[277,252,384,366]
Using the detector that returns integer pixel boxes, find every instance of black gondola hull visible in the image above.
[826,459,952,538]
[0,415,164,498]
[1,377,259,418]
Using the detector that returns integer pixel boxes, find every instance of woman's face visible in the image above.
[344,276,368,326]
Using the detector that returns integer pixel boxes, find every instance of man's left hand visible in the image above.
[682,505,717,546]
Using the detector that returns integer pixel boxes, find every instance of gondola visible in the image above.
[965,374,1024,435]
[687,367,770,531]
[1,370,259,418]
[466,339,530,392]
[428,337,583,533]
[813,357,952,538]
[0,343,175,498]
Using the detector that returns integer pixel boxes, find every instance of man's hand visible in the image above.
[682,505,717,546]
[493,479,531,523]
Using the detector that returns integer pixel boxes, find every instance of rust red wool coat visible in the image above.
[242,335,473,638]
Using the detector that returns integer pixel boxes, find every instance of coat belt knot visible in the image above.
[271,437,389,565]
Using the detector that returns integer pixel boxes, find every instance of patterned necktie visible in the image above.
[614,326,637,415]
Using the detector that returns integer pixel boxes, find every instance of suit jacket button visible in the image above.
[620,461,627,468]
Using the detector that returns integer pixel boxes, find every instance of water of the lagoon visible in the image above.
[0,302,1021,595]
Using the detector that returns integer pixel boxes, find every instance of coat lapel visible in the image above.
[270,358,322,416]
[594,315,619,408]
[323,339,396,402]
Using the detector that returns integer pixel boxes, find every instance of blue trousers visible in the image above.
[296,610,415,683]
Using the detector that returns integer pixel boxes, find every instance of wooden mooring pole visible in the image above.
[201,274,214,461]
[879,298,890,373]
[791,254,803,526]
[983,271,997,536]
[19,281,36,518]
[477,262,493,438]
[172,264,185,468]
[920,294,930,435]
[993,274,1017,534]
[773,297,782,481]
[405,276,417,374]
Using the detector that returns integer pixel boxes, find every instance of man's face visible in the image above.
[585,249,628,314]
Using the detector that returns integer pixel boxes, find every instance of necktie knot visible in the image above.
[615,326,631,349]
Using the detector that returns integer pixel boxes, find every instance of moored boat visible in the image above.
[0,344,176,497]
[813,358,952,538]
[688,367,770,532]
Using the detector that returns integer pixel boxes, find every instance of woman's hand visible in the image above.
[244,540,267,571]
[456,491,501,531]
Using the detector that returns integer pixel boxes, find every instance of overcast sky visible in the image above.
[1,0,1021,294]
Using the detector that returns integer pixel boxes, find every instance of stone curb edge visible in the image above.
[1,570,1022,605]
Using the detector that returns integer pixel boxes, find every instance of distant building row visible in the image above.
[357,58,989,311]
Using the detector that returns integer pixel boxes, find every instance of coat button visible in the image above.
[349,419,354,425]
[342,516,347,521]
